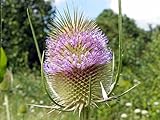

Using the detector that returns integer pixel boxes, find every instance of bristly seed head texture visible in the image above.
[43,8,112,113]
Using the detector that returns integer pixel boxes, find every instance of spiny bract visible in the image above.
[43,8,112,113]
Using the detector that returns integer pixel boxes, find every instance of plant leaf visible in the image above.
[0,47,7,83]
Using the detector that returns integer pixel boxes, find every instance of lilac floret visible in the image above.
[44,29,112,74]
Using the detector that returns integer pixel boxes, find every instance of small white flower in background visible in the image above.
[30,109,35,113]
[31,99,35,103]
[18,90,23,94]
[39,100,44,104]
[133,79,141,84]
[141,110,148,115]
[134,108,141,114]
[153,101,159,106]
[2,102,6,106]
[121,113,128,118]
[29,106,35,112]
[15,84,21,89]
[156,110,160,113]
[125,102,132,107]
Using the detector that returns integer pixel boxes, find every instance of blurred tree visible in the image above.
[1,0,55,69]
[96,9,151,80]
[138,26,160,81]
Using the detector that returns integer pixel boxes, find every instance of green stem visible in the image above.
[4,94,10,120]
[27,8,41,62]
[40,51,64,108]
[113,0,122,91]
[80,107,89,120]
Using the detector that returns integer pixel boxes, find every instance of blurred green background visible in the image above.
[0,0,160,120]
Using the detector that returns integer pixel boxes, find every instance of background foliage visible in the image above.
[0,0,160,120]
[1,0,54,68]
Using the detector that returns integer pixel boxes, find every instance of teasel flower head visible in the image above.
[43,8,112,114]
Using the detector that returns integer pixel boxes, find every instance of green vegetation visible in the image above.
[96,9,160,120]
[0,1,160,120]
[1,0,54,68]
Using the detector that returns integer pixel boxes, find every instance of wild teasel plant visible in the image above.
[43,8,113,112]
[27,0,139,119]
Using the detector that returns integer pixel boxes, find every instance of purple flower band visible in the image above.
[44,28,112,74]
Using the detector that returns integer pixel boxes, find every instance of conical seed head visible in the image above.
[43,9,112,111]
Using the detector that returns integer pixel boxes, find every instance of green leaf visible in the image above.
[0,47,7,83]
[0,47,7,68]
[0,69,12,91]
[18,103,27,114]
[0,78,10,91]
